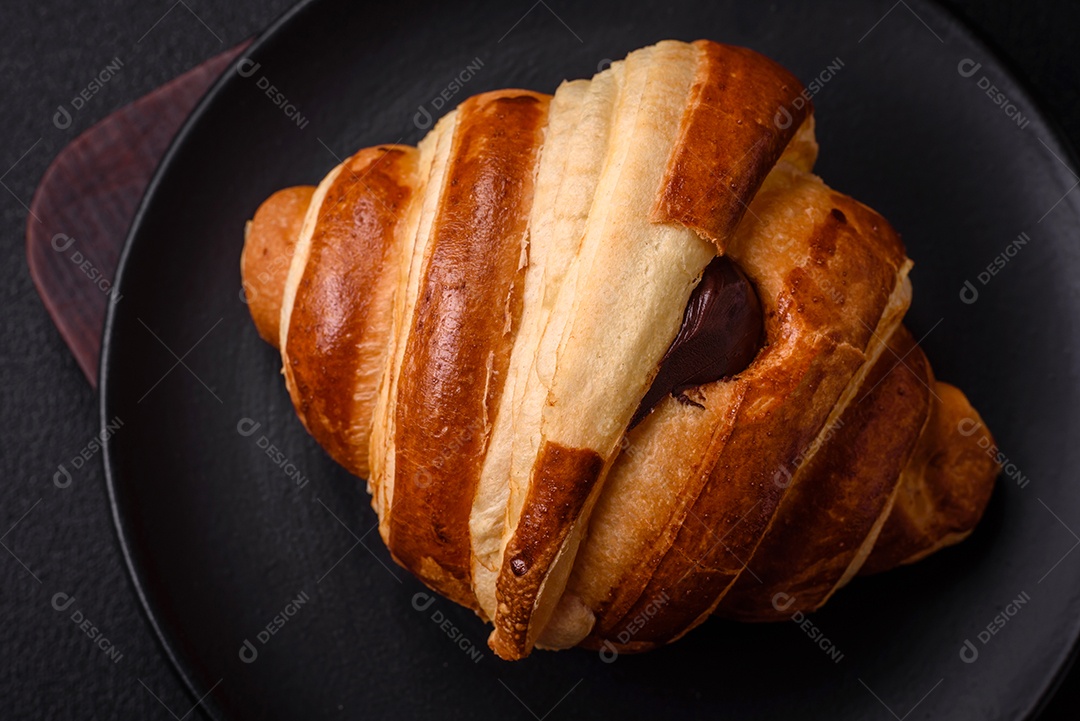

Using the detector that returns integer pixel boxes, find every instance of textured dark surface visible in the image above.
[27,42,248,386]
[2,0,1080,719]
[1,4,294,719]
[106,0,1080,718]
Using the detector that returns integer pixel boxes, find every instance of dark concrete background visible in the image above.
[0,0,1077,718]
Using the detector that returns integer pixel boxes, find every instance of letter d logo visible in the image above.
[51,233,76,252]
[959,280,979,304]
[598,641,619,663]
[771,591,797,613]
[412,592,435,612]
[957,417,982,437]
[774,105,793,130]
[236,58,261,78]
[236,418,261,437]
[957,59,982,78]
[239,639,258,663]
[773,465,793,489]
[959,639,979,663]
[54,464,73,489]
[53,105,72,130]
[413,105,433,130]
[52,592,76,612]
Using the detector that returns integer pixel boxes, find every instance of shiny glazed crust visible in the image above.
[241,39,999,660]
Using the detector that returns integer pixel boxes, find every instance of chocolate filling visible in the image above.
[630,256,763,428]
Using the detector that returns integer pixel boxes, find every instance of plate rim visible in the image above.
[98,1,1080,718]
[98,0,319,715]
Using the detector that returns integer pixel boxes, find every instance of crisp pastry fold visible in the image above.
[241,39,999,660]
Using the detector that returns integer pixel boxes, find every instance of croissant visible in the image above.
[240,39,999,660]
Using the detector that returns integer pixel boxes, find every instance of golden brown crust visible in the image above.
[482,41,710,659]
[859,382,999,574]
[491,443,604,659]
[593,339,866,650]
[242,186,315,345]
[716,325,933,621]
[389,90,550,609]
[575,168,910,651]
[242,39,997,658]
[283,146,419,479]
[482,39,820,659]
[652,40,812,251]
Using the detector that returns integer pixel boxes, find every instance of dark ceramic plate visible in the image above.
[100,0,1080,718]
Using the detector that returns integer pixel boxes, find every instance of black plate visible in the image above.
[101,0,1080,718]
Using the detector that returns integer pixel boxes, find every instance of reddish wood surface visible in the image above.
[26,41,250,387]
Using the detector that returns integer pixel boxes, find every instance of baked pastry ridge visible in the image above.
[240,39,998,660]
